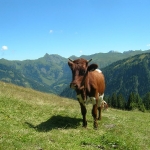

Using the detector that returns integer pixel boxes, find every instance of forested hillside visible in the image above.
[103,53,150,98]
[0,62,55,93]
[0,54,70,94]
[102,53,150,111]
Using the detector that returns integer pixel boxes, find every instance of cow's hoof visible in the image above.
[93,122,98,129]
[82,126,87,128]
[97,117,101,120]
[82,121,87,128]
[93,125,98,130]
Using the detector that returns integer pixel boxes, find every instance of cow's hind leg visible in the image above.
[97,106,102,120]
[79,103,87,127]
[92,104,98,129]
[97,94,103,120]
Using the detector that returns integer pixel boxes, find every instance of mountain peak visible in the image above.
[108,50,120,53]
[44,53,50,57]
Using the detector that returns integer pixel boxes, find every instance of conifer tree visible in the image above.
[143,92,150,110]
[107,95,112,107]
[127,92,135,110]
[117,94,125,109]
[111,92,118,108]
[136,93,145,112]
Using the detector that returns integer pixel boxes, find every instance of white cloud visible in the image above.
[147,44,150,47]
[80,50,83,53]
[49,30,53,33]
[2,46,8,50]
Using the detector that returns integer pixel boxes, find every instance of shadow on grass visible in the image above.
[25,115,82,132]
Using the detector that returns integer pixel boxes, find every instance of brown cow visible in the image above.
[68,58,105,129]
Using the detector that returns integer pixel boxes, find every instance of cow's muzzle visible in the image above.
[70,83,78,89]
[70,82,84,90]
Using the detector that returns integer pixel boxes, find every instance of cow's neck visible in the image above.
[80,71,88,89]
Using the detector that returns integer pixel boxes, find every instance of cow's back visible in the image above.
[86,70,105,96]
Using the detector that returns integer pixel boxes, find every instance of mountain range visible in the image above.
[0,49,150,99]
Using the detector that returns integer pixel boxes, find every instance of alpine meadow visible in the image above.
[0,81,150,150]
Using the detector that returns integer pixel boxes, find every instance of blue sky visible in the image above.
[0,0,150,60]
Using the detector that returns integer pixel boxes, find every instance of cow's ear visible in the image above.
[87,64,98,72]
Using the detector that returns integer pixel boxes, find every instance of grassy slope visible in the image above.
[0,81,150,150]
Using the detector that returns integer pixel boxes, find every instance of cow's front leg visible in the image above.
[91,97,98,129]
[79,102,87,127]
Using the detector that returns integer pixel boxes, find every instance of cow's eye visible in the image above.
[79,70,86,76]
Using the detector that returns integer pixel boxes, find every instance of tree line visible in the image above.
[105,92,150,112]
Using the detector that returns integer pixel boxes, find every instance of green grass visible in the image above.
[0,81,150,150]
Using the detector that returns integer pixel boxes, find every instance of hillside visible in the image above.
[0,63,54,93]
[103,53,150,98]
[0,50,150,95]
[0,81,150,149]
[0,54,70,94]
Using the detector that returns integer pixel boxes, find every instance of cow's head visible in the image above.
[68,58,98,90]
